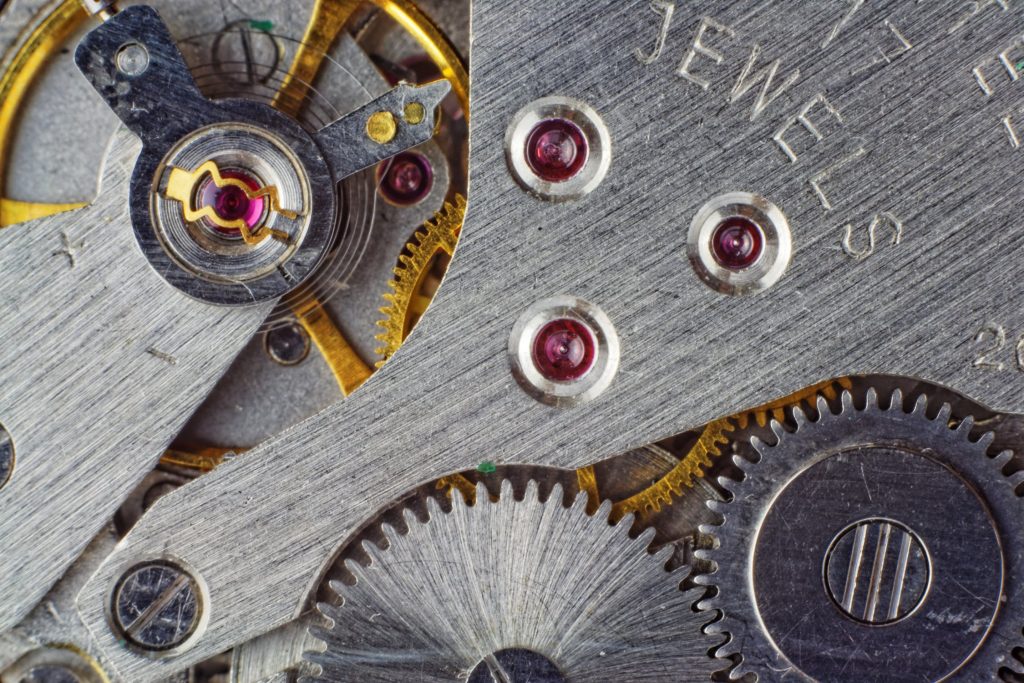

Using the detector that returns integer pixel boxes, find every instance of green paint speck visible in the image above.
[476,461,497,474]
[249,20,274,32]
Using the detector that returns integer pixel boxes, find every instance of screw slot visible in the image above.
[111,560,204,654]
[824,518,932,626]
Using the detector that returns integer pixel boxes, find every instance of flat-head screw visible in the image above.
[112,561,202,652]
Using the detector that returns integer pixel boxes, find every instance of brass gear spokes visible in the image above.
[579,377,855,523]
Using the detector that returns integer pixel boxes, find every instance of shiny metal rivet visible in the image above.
[509,295,619,407]
[824,518,931,625]
[112,561,203,653]
[115,42,149,77]
[263,320,311,366]
[467,648,567,683]
[687,192,792,295]
[0,423,14,490]
[505,96,611,202]
[366,111,398,144]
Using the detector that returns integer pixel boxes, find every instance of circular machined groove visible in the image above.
[509,295,619,407]
[132,101,338,306]
[505,96,611,201]
[702,392,1021,682]
[687,192,791,295]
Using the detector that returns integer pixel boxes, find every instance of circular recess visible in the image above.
[467,649,567,683]
[687,192,792,295]
[2,647,105,683]
[151,123,312,293]
[0,422,13,490]
[824,518,931,626]
[505,96,611,201]
[111,560,205,654]
[115,42,149,77]
[509,295,619,407]
[377,151,434,206]
[263,320,311,366]
[133,102,338,306]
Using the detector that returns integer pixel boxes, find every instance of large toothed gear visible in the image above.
[304,480,716,682]
[699,390,1024,682]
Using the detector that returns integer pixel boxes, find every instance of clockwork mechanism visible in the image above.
[3,2,1024,682]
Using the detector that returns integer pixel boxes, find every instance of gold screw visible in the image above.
[366,111,398,144]
[403,102,426,125]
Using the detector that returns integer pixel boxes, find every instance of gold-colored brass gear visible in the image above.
[574,377,855,521]
[375,193,465,363]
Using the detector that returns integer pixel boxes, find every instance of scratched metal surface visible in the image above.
[0,131,271,632]
[74,0,1024,678]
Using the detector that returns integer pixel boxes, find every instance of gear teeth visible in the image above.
[769,416,789,439]
[306,472,716,681]
[704,382,1023,681]
[523,478,541,505]
[975,429,997,450]
[374,194,466,364]
[633,523,656,548]
[814,393,830,417]
[867,386,884,409]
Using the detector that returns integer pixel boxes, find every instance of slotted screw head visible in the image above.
[112,561,202,652]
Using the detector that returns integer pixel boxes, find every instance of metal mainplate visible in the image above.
[57,0,1024,677]
[0,131,271,631]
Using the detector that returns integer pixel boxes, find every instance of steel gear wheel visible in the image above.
[375,193,465,364]
[304,480,716,682]
[699,389,1024,682]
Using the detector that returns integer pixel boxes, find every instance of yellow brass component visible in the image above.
[164,161,297,245]
[436,473,478,503]
[403,101,426,125]
[604,378,856,520]
[375,193,465,364]
[610,420,734,521]
[0,198,86,227]
[735,376,854,429]
[271,0,362,117]
[372,0,469,116]
[274,0,469,120]
[366,110,398,144]
[0,0,89,228]
[575,465,600,515]
[292,298,373,396]
[160,446,240,472]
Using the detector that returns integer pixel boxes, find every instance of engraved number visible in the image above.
[971,323,1024,372]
